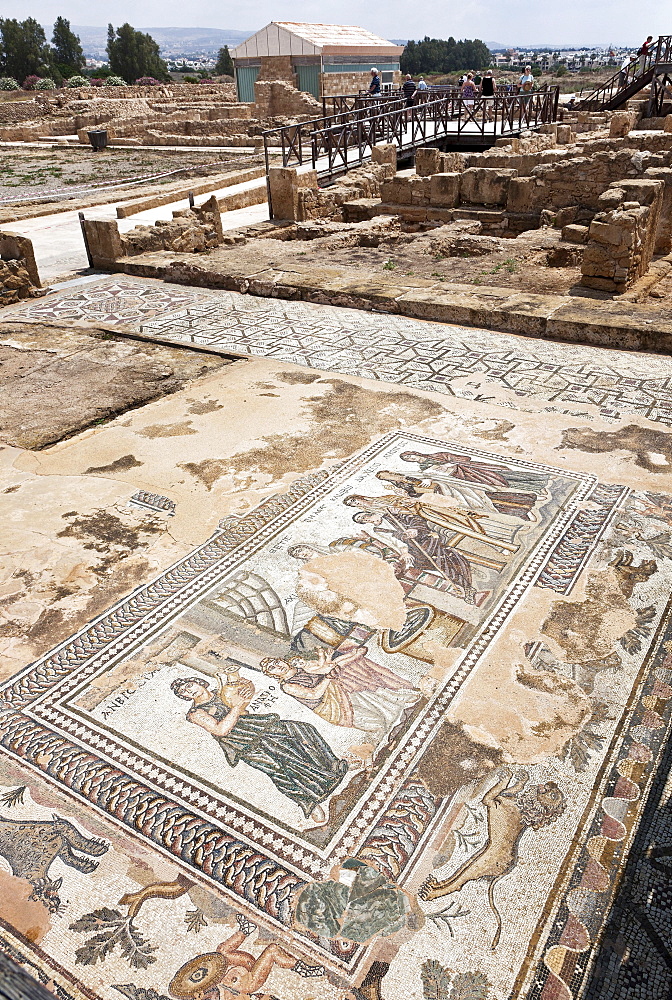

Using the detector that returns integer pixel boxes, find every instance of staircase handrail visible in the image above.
[577,35,672,109]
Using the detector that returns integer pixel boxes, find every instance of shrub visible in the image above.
[183,75,199,84]
[35,78,56,90]
[22,75,41,90]
[104,76,127,87]
[198,77,214,84]
[135,76,161,86]
[89,78,104,87]
[67,75,90,87]
[0,77,19,90]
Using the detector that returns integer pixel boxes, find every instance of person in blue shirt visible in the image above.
[368,68,381,94]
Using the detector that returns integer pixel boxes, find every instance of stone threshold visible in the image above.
[106,253,672,355]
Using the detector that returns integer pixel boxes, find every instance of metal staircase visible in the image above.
[576,36,672,112]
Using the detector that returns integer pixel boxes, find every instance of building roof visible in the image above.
[232,22,403,60]
[273,22,397,48]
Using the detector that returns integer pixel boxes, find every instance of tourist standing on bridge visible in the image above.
[368,68,381,95]
[402,74,416,117]
[460,72,479,110]
[519,65,534,101]
[416,76,429,103]
[481,70,496,119]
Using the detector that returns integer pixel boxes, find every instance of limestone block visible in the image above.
[609,112,634,138]
[460,167,517,206]
[562,224,589,244]
[268,166,318,221]
[409,175,432,205]
[80,218,124,266]
[440,152,466,173]
[0,231,40,287]
[553,206,579,228]
[644,166,672,252]
[506,176,542,214]
[430,173,460,208]
[664,115,672,133]
[415,147,441,176]
[380,176,415,205]
[589,220,625,245]
[617,177,664,207]
[371,143,397,170]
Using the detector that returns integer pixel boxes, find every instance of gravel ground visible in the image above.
[0,147,259,205]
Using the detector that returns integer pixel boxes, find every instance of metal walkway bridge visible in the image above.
[577,35,672,112]
[262,87,560,204]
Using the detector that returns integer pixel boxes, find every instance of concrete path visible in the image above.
[5,175,269,282]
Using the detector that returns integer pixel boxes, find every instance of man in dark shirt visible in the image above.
[368,68,381,95]
[402,74,416,108]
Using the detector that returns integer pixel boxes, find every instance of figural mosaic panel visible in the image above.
[5,429,672,1000]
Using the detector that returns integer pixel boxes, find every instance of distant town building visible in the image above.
[231,21,403,101]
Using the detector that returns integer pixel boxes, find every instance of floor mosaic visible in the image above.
[9,275,672,427]
[4,276,672,1000]
[2,424,672,1000]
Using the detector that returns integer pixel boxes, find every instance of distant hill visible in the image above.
[65,25,255,58]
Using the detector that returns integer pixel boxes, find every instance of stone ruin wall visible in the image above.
[0,231,44,305]
[268,145,398,223]
[0,79,322,146]
[271,122,672,294]
[80,195,225,267]
[320,71,403,96]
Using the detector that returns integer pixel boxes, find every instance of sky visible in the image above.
[3,0,663,47]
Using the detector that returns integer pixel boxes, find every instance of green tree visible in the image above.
[106,22,169,83]
[0,18,52,82]
[52,17,85,78]
[401,36,491,76]
[214,45,233,76]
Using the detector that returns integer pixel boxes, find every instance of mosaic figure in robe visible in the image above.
[170,676,348,824]
[399,450,550,520]
[342,493,479,603]
[259,644,419,743]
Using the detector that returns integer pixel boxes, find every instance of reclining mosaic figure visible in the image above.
[399,449,550,521]
[170,676,348,825]
[343,492,518,603]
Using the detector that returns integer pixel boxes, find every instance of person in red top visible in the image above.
[639,35,654,57]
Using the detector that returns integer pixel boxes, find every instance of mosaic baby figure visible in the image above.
[169,913,323,1000]
[170,676,348,825]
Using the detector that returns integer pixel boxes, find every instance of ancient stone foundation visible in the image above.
[268,150,396,222]
[0,231,43,305]
[580,178,665,292]
[81,196,224,268]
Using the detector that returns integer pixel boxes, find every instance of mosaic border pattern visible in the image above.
[517,593,672,1000]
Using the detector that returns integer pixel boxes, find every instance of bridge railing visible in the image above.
[263,88,559,194]
[577,35,672,109]
[311,89,558,178]
[264,97,408,168]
